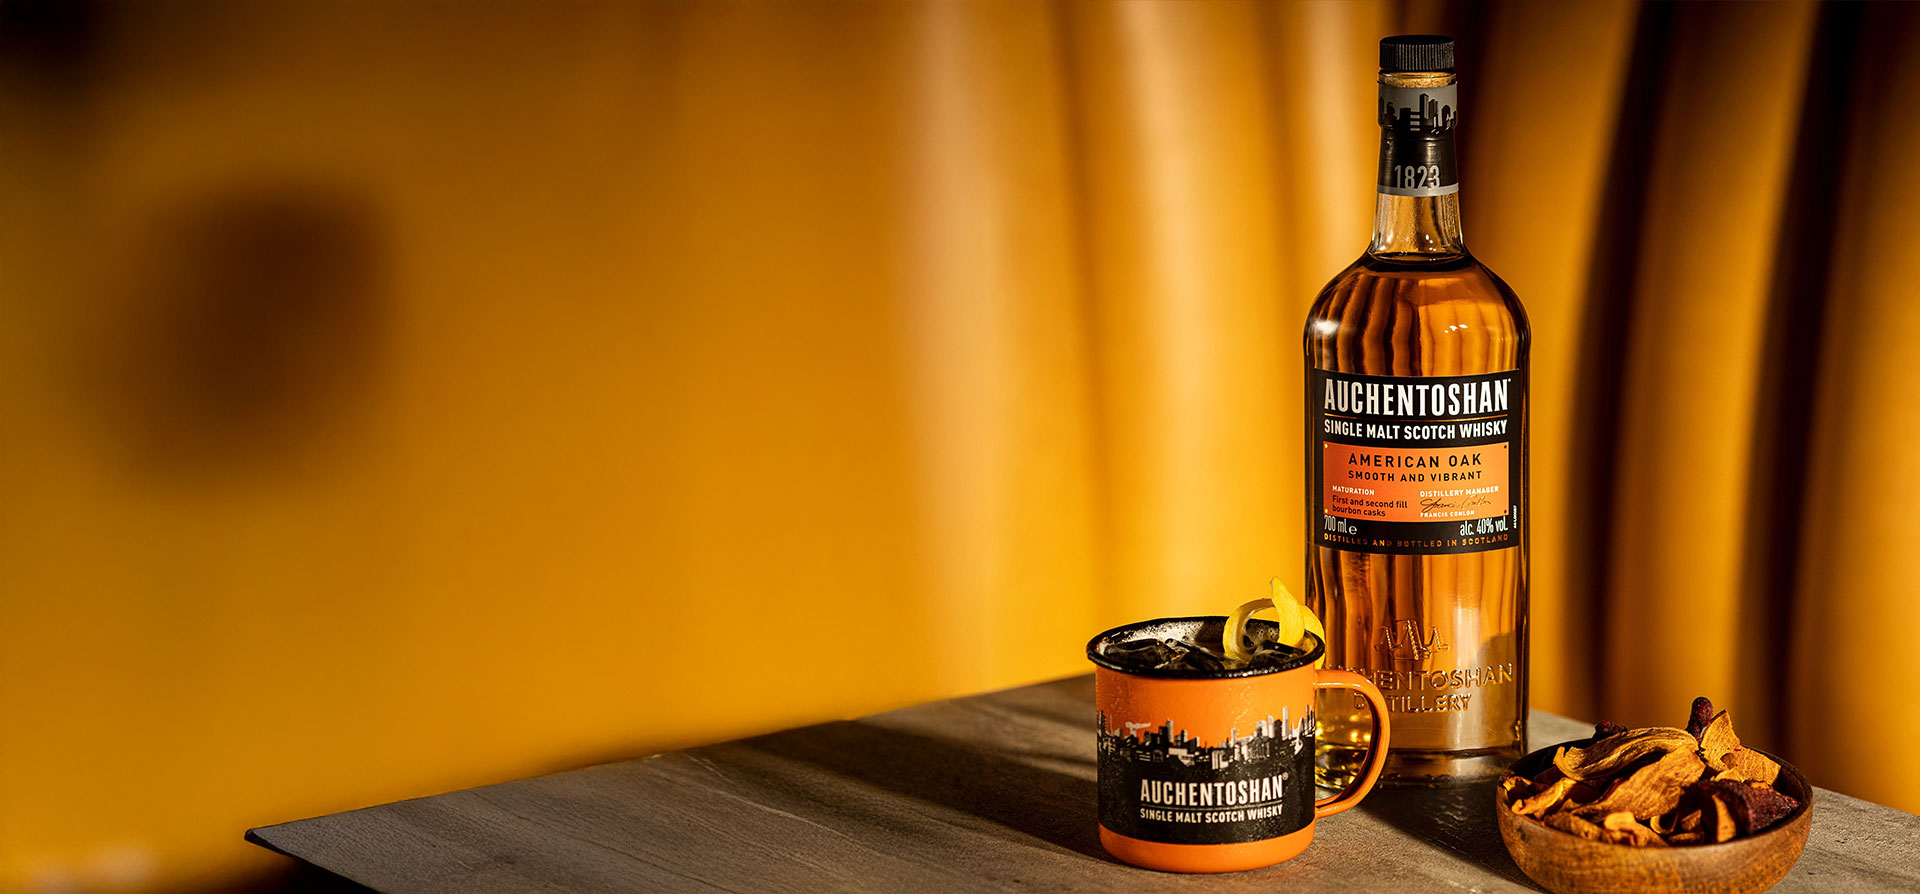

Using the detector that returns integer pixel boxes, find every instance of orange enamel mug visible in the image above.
[1088,616,1390,873]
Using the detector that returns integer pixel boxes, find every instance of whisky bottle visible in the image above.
[1305,35,1528,786]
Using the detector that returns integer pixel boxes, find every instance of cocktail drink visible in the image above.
[1088,616,1390,873]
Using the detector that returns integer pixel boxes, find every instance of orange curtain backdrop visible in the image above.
[2,1,1916,889]
[1788,2,1920,814]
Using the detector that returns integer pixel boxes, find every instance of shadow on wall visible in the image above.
[88,182,391,484]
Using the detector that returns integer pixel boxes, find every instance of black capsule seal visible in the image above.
[1380,34,1455,73]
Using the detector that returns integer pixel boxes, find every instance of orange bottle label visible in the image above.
[1321,442,1509,522]
[1311,369,1521,555]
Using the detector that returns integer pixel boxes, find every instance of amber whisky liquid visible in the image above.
[1307,43,1528,787]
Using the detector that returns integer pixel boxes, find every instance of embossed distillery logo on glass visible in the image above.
[1312,369,1522,555]
[1346,622,1516,713]
[1095,709,1315,845]
[1375,619,1449,660]
[1338,660,1518,715]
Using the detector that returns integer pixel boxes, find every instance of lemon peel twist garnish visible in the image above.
[1224,578,1327,668]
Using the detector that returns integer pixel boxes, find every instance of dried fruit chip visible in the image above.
[1530,765,1567,790]
[1728,747,1782,786]
[1553,728,1697,781]
[1678,808,1703,834]
[1686,696,1717,738]
[1594,720,1628,740]
[1692,778,1800,835]
[1574,747,1704,820]
[1650,812,1677,835]
[1601,811,1670,847]
[1698,711,1742,772]
[1668,830,1706,845]
[1514,777,1584,817]
[1742,783,1800,832]
[1705,789,1739,843]
[1545,811,1604,841]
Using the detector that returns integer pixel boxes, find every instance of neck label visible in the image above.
[1378,83,1459,197]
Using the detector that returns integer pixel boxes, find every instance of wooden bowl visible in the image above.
[1496,739,1812,894]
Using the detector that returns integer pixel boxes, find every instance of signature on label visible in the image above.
[1419,494,1493,513]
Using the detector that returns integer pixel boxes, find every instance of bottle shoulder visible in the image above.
[1309,252,1527,325]
[1305,250,1529,369]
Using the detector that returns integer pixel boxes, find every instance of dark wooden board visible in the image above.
[249,677,1920,893]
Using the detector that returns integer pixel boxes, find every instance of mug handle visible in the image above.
[1312,669,1391,819]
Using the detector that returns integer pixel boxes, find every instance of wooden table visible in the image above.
[249,676,1920,893]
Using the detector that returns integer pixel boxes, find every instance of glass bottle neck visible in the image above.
[1370,70,1465,258]
[1369,190,1465,257]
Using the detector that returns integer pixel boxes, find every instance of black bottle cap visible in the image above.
[1380,35,1455,73]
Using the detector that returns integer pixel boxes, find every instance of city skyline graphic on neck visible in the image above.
[1379,93,1456,131]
